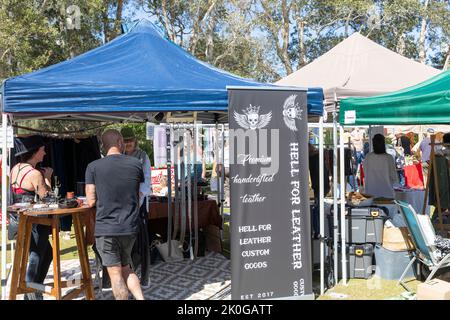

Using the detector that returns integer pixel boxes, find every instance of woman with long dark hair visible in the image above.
[10,136,53,300]
[362,134,399,198]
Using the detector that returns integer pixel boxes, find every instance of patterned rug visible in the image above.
[10,252,231,300]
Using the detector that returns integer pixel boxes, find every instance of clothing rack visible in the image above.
[422,135,450,235]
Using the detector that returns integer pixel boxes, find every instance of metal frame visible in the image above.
[396,201,450,292]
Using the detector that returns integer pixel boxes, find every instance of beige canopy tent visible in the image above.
[276,32,440,112]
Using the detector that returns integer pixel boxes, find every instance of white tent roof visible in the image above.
[276,32,440,112]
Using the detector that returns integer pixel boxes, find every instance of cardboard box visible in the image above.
[417,279,450,300]
[382,226,415,251]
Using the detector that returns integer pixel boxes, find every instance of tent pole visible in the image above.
[186,126,193,260]
[340,125,347,285]
[319,116,325,295]
[214,124,220,209]
[1,113,8,300]
[193,122,198,258]
[166,124,173,257]
[180,128,187,252]
[173,125,180,240]
[220,124,225,219]
[332,111,338,284]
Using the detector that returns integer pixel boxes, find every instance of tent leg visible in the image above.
[340,125,347,285]
[319,117,325,295]
[1,113,8,300]
[186,127,193,260]
[173,126,180,240]
[166,124,173,257]
[220,124,225,218]
[214,124,220,211]
[332,112,339,284]
[193,122,199,258]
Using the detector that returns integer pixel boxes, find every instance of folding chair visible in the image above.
[396,200,450,292]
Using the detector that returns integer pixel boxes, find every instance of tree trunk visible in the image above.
[101,3,110,43]
[281,0,293,74]
[189,6,202,53]
[396,33,406,56]
[345,10,353,37]
[205,13,216,63]
[297,20,305,68]
[113,0,124,38]
[189,1,218,55]
[161,0,175,41]
[418,0,430,64]
[444,47,450,70]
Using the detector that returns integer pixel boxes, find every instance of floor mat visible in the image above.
[9,252,231,300]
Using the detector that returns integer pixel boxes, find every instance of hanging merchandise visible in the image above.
[146,122,155,140]
[153,125,167,168]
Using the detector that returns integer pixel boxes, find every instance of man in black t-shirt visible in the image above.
[85,129,145,300]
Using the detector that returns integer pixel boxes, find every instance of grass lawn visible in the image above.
[317,277,421,300]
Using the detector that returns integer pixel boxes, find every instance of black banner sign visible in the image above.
[228,87,313,300]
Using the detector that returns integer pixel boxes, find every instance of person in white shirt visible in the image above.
[362,134,399,198]
[419,129,435,163]
[350,127,365,164]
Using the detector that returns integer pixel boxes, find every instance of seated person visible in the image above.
[362,134,399,198]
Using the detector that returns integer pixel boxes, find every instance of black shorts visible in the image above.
[95,235,136,267]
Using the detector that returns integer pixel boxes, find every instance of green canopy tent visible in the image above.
[339,69,450,125]
[339,69,450,236]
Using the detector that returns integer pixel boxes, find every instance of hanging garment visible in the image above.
[404,163,424,189]
[131,201,151,286]
[344,147,354,176]
[309,152,330,199]
[429,155,450,209]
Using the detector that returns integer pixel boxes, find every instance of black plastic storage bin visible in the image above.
[349,244,374,279]
[346,207,387,244]
[338,244,375,279]
[328,206,388,244]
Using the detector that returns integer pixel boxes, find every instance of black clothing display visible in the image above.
[397,136,412,155]
[344,147,354,176]
[85,154,144,237]
[429,155,450,208]
[309,152,331,199]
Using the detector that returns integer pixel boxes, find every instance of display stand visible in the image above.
[422,135,450,235]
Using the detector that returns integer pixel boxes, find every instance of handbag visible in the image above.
[7,212,19,241]
[155,240,184,262]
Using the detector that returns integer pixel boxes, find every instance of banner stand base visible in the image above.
[270,294,315,300]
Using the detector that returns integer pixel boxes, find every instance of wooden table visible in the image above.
[148,199,222,238]
[149,199,222,228]
[8,205,95,300]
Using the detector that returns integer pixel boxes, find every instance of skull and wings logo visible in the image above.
[233,104,272,130]
[282,94,303,131]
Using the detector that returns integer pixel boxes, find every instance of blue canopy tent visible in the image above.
[1,20,324,122]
